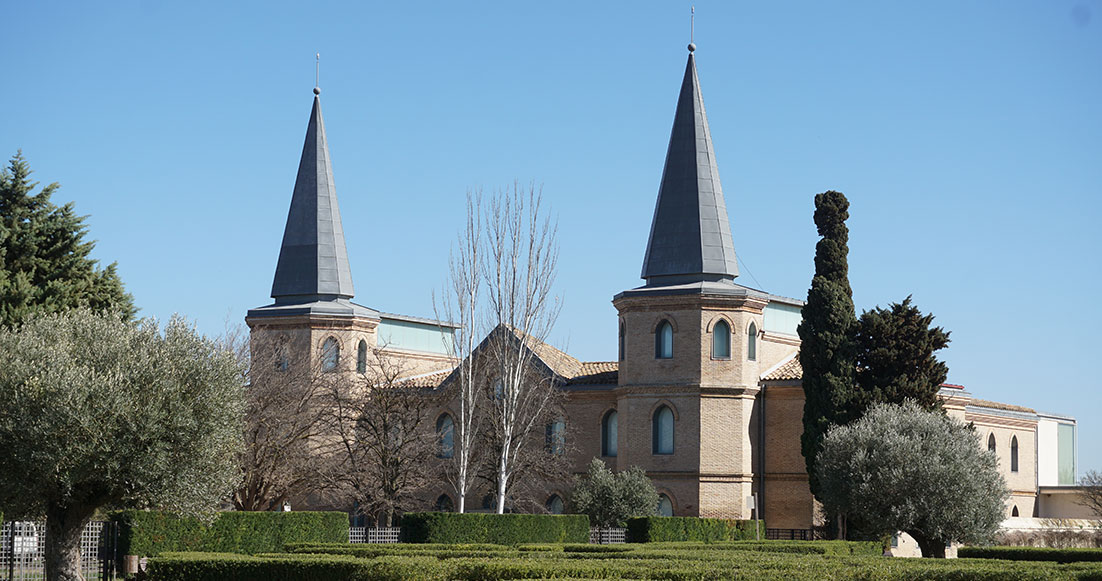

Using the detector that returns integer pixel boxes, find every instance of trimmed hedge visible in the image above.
[113,510,348,556]
[959,545,1102,563]
[146,548,1102,581]
[399,512,589,544]
[625,516,764,543]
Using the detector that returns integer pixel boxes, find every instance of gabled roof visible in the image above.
[761,352,802,381]
[641,47,738,287]
[270,91,356,304]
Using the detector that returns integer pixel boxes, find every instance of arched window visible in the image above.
[618,322,625,361]
[274,337,290,372]
[653,405,674,455]
[356,340,368,374]
[712,320,731,359]
[436,415,454,459]
[1011,505,1019,517]
[492,378,505,401]
[747,322,758,361]
[602,410,618,457]
[434,494,454,512]
[546,418,566,455]
[321,337,340,372]
[546,494,564,515]
[1011,436,1019,472]
[657,494,674,517]
[655,321,673,359]
[988,433,997,454]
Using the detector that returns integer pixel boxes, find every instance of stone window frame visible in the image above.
[320,336,341,372]
[707,316,733,360]
[356,339,368,374]
[747,321,758,361]
[1010,435,1019,473]
[651,400,678,455]
[601,408,618,457]
[436,413,455,459]
[653,316,677,359]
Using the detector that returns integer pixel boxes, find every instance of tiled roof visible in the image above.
[569,361,619,385]
[969,399,1036,414]
[761,353,802,381]
[400,368,453,388]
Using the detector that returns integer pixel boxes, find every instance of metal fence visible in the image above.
[589,527,627,544]
[0,521,115,581]
[349,527,401,544]
[765,528,816,541]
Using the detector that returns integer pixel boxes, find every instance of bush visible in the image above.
[625,516,764,543]
[958,545,1102,563]
[113,510,348,556]
[399,512,588,544]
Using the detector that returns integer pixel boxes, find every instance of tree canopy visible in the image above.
[815,401,1008,558]
[0,309,243,580]
[0,152,135,327]
[855,296,950,411]
[571,458,659,528]
[798,190,858,495]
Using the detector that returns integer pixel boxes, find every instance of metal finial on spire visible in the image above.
[314,53,321,95]
[688,6,696,52]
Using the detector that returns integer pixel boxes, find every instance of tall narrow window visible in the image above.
[321,337,340,372]
[747,322,758,361]
[618,322,625,361]
[1011,436,1019,472]
[546,495,564,515]
[988,433,997,454]
[655,321,673,359]
[1011,505,1019,517]
[653,405,674,454]
[356,340,368,373]
[657,494,674,517]
[546,418,566,455]
[437,415,454,459]
[712,320,731,359]
[602,410,618,457]
[275,338,290,372]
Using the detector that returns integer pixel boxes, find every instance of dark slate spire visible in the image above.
[640,47,739,286]
[270,91,356,303]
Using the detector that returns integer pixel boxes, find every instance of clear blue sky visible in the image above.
[4,2,1100,474]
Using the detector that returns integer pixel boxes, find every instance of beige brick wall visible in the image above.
[968,410,1039,518]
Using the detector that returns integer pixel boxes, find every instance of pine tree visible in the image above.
[854,296,950,410]
[797,190,858,497]
[0,152,134,327]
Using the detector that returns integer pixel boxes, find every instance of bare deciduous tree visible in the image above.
[484,183,562,514]
[1078,470,1102,519]
[231,328,330,511]
[320,346,441,526]
[434,190,487,513]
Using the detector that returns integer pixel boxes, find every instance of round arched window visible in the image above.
[657,494,674,517]
[655,321,673,359]
[321,337,340,372]
[712,320,731,359]
[436,415,455,459]
[546,495,564,515]
[653,406,674,455]
[602,410,618,457]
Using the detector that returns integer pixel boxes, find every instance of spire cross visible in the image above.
[315,53,320,89]
[688,6,696,52]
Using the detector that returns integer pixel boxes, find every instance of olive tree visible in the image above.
[816,401,1008,557]
[571,458,658,528]
[0,310,244,581]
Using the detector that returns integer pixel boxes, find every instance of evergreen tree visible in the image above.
[0,152,134,327]
[797,190,858,496]
[854,296,950,410]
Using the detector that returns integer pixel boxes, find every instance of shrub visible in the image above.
[625,516,764,543]
[399,512,589,544]
[113,510,347,556]
[958,545,1102,563]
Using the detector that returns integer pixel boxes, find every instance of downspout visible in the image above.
[758,382,766,527]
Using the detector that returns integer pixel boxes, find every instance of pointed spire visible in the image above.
[270,91,356,303]
[640,47,738,286]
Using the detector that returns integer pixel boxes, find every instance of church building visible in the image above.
[247,45,1081,533]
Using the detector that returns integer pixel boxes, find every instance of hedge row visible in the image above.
[625,516,764,543]
[147,549,1102,581]
[959,545,1102,563]
[112,510,348,555]
[398,512,589,544]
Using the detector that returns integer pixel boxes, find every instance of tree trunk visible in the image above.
[909,531,947,558]
[45,503,93,581]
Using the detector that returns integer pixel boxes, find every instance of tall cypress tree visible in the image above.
[854,296,950,411]
[798,190,858,497]
[0,152,135,327]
